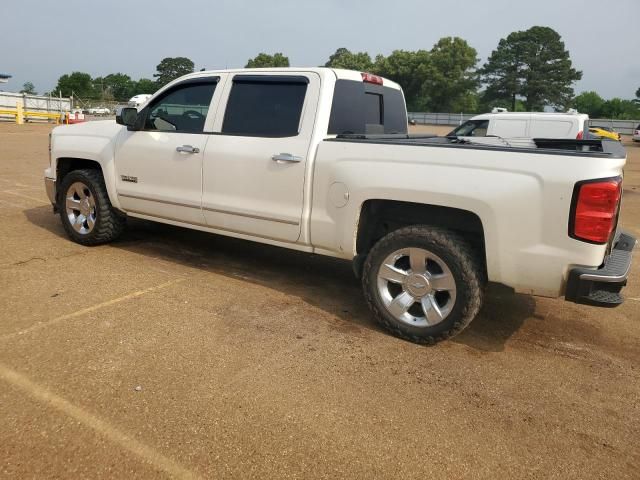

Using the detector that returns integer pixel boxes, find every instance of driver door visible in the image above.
[115,77,222,225]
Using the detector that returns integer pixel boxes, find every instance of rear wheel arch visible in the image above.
[354,199,487,279]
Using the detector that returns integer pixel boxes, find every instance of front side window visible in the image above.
[222,76,308,137]
[144,81,216,133]
[449,120,489,137]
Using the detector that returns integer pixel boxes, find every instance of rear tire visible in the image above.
[362,225,483,344]
[58,169,125,246]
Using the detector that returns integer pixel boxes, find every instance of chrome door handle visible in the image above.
[176,145,200,154]
[272,153,302,163]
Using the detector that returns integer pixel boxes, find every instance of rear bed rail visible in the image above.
[329,134,626,158]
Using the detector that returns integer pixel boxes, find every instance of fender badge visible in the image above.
[121,175,138,183]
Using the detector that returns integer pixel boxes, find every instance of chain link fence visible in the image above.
[0,91,71,121]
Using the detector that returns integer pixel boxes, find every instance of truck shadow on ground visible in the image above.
[25,206,535,352]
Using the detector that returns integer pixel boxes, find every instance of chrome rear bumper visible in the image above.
[565,231,636,307]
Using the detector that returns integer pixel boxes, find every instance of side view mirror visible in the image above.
[116,107,139,128]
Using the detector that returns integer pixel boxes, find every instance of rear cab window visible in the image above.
[328,79,407,135]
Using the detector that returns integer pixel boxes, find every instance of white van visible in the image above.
[449,111,590,140]
[128,94,153,108]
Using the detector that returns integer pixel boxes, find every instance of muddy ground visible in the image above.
[0,122,638,479]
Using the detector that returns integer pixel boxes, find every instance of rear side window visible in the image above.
[222,76,308,137]
[328,80,407,135]
[144,81,216,133]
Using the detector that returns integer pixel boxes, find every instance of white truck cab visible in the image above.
[450,111,590,140]
[43,68,635,344]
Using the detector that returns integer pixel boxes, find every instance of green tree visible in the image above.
[601,98,640,119]
[423,37,478,112]
[153,57,194,87]
[373,50,431,111]
[102,73,135,101]
[324,48,374,71]
[53,72,94,99]
[478,95,527,113]
[133,78,157,95]
[20,82,36,94]
[634,87,640,105]
[573,91,605,117]
[245,52,290,68]
[91,77,111,101]
[480,26,582,111]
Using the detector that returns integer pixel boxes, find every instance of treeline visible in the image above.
[42,26,640,118]
[573,91,640,120]
[47,57,196,102]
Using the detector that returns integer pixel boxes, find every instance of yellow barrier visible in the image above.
[16,101,23,124]
[0,108,62,124]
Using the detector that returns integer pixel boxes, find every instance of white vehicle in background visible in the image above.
[87,106,111,115]
[633,123,640,142]
[128,94,153,108]
[449,111,590,141]
[43,68,635,344]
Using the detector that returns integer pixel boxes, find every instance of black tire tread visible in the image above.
[58,169,126,246]
[362,225,483,345]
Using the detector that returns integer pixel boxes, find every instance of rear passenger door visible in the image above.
[202,73,320,242]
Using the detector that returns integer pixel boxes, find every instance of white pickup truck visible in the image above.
[44,68,635,344]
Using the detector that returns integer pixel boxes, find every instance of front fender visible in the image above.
[50,122,124,210]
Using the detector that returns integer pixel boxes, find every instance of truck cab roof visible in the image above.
[173,67,403,91]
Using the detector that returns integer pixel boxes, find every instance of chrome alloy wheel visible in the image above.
[65,182,96,234]
[376,247,457,327]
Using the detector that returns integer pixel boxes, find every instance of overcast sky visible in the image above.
[2,0,638,99]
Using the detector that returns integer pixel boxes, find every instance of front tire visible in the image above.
[362,225,483,344]
[58,169,125,245]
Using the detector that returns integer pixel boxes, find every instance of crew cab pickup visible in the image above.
[44,68,636,344]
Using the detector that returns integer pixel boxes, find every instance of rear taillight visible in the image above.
[570,178,622,244]
[361,72,383,85]
[576,130,583,140]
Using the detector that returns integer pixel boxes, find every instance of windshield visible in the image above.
[448,120,489,137]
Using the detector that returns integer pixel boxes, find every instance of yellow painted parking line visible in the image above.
[0,363,202,480]
[0,278,185,341]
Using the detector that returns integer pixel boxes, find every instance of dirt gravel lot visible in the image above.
[0,122,639,479]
